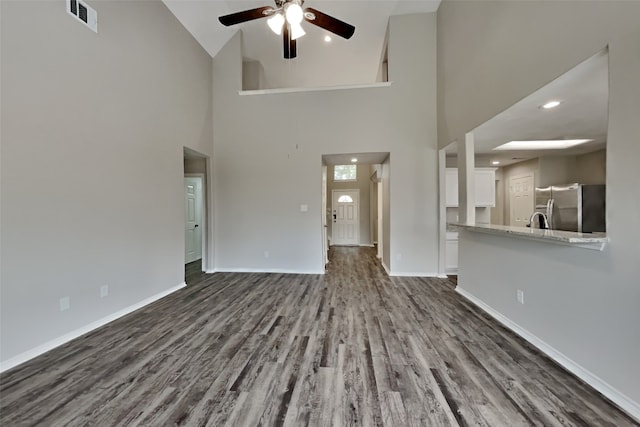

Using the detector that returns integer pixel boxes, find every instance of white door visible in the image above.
[184,177,203,263]
[332,189,359,246]
[510,174,534,227]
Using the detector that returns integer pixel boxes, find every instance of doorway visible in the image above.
[184,148,210,276]
[321,152,389,270]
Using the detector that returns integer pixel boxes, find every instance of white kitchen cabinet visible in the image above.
[445,169,459,207]
[445,231,459,273]
[445,168,496,207]
[474,169,496,207]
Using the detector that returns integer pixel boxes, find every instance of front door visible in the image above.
[184,177,203,263]
[510,174,534,228]
[331,189,359,246]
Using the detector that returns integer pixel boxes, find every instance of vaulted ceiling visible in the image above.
[163,0,441,89]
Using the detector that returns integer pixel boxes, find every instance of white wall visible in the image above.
[0,1,213,366]
[212,14,438,275]
[575,149,607,185]
[184,158,207,175]
[438,0,640,415]
[242,60,265,91]
[538,155,577,187]
[382,157,391,270]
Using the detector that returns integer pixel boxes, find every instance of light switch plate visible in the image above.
[300,204,308,212]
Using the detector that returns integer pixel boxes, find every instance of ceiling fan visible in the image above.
[218,0,355,59]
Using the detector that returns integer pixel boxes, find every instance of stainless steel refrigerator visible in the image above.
[534,183,606,232]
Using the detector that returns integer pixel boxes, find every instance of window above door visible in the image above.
[334,165,357,181]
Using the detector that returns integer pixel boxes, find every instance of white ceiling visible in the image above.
[162,0,440,88]
[448,50,609,167]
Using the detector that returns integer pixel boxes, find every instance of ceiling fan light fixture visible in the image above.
[267,12,284,35]
[285,3,303,25]
[290,22,306,40]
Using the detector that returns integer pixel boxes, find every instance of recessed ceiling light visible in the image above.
[351,157,358,163]
[491,161,500,165]
[324,35,332,43]
[542,100,561,109]
[493,139,592,150]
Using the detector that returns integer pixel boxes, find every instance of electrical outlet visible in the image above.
[264,251,270,259]
[516,289,525,305]
[100,285,109,298]
[59,297,70,312]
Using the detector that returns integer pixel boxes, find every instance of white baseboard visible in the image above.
[0,283,186,373]
[389,271,440,277]
[456,287,640,422]
[437,274,449,279]
[212,268,324,275]
[359,244,375,248]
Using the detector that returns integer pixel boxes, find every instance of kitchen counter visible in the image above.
[448,223,609,251]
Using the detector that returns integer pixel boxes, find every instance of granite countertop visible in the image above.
[448,223,609,250]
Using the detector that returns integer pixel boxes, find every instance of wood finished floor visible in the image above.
[1,247,637,426]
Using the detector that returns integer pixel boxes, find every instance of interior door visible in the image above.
[184,177,203,263]
[331,189,359,246]
[510,174,534,227]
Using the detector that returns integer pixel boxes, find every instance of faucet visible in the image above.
[528,212,550,229]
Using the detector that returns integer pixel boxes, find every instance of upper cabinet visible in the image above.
[446,168,496,207]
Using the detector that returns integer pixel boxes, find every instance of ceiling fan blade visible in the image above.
[283,24,297,59]
[218,6,273,26]
[303,7,355,39]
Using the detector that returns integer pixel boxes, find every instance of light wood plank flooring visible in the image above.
[1,247,637,426]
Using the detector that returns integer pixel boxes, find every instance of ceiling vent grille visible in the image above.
[67,0,97,33]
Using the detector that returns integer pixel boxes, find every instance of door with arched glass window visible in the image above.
[331,189,359,245]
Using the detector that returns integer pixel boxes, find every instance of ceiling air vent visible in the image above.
[67,0,97,33]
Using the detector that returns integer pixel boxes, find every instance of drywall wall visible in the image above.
[242,60,264,91]
[327,165,372,246]
[538,155,577,187]
[370,180,379,244]
[0,1,213,366]
[438,0,640,415]
[382,157,391,270]
[184,158,207,175]
[212,14,438,275]
[575,149,607,185]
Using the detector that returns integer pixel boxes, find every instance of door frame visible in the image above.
[185,173,206,268]
[331,188,360,246]
[321,165,329,267]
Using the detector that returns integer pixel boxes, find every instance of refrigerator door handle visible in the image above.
[547,198,554,229]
